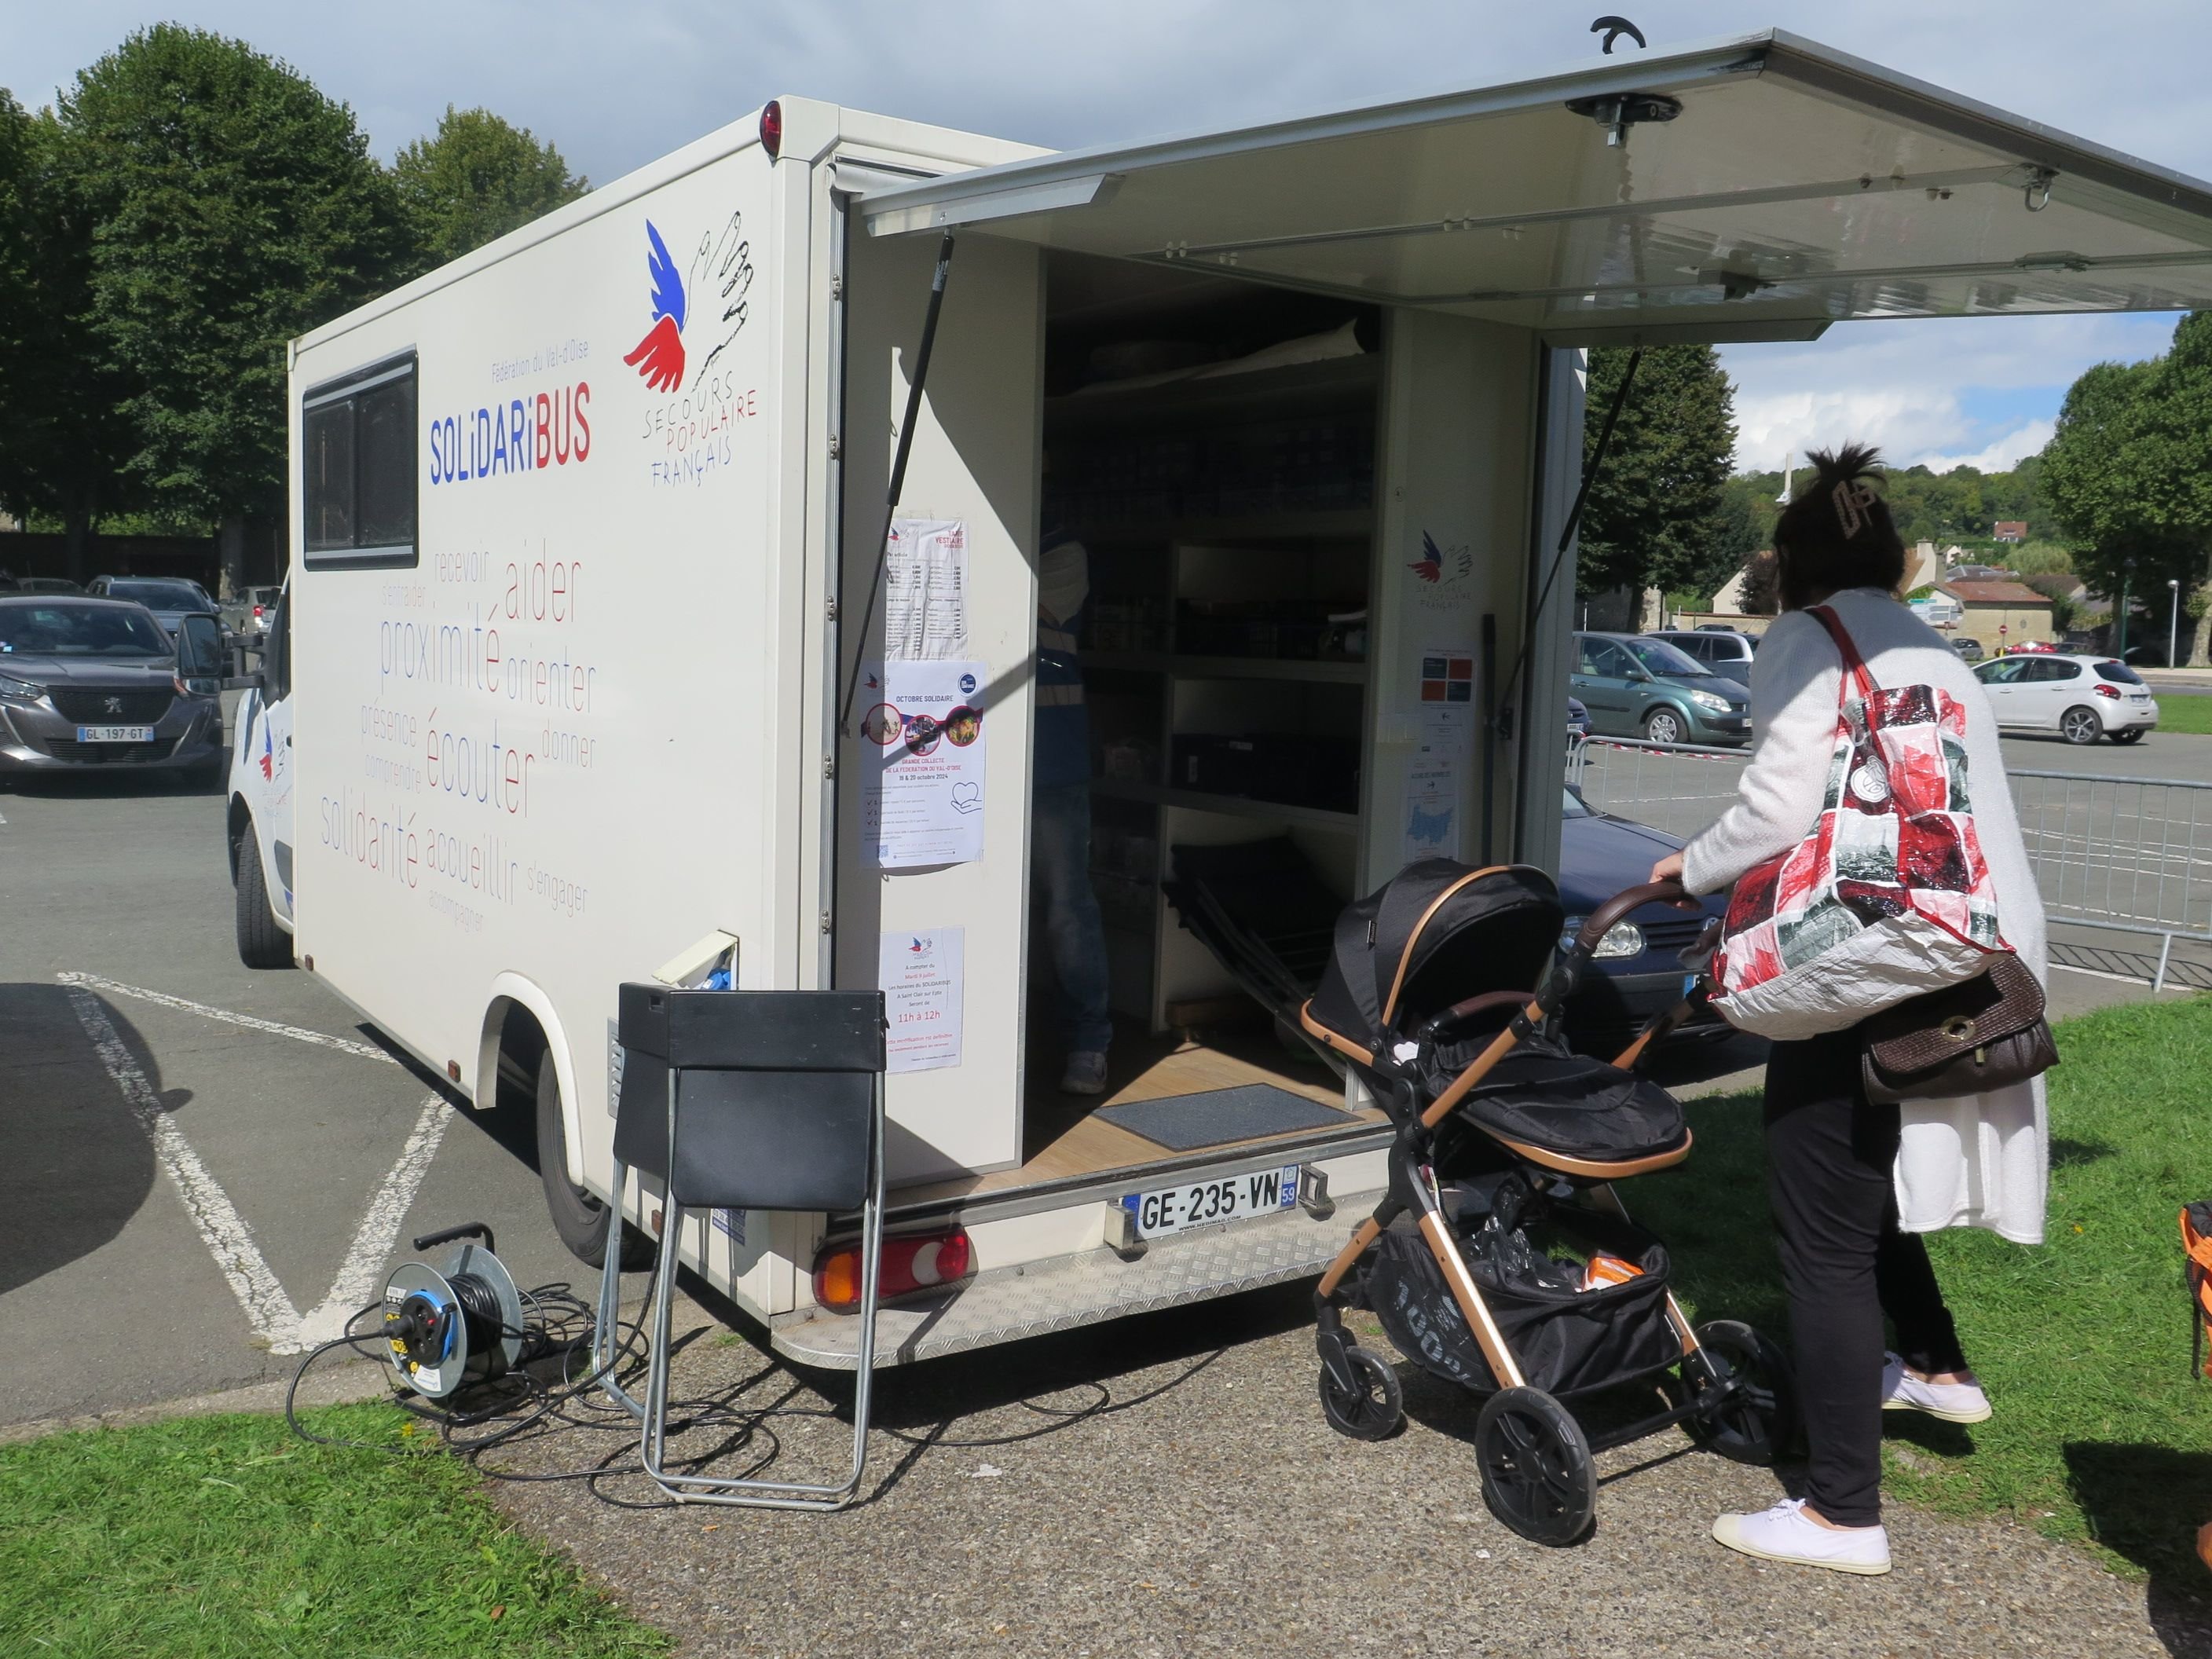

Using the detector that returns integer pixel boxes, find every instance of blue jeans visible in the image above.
[1032,783,1113,1054]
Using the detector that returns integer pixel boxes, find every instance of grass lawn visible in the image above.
[0,1402,667,1659]
[2148,694,2212,737]
[1625,993,2212,1588]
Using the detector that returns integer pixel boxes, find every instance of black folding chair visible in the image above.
[599,983,887,1510]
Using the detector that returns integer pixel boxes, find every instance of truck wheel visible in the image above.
[233,829,293,969]
[537,1047,654,1269]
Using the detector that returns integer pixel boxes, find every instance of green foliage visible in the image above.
[393,105,588,272]
[53,24,408,524]
[2041,312,2212,661]
[0,1402,668,1657]
[1738,457,2057,548]
[1627,994,2212,1584]
[1578,345,1739,600]
[2004,540,2075,576]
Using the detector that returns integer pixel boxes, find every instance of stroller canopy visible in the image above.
[1306,860,1563,1055]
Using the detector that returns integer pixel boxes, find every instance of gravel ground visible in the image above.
[479,1285,2210,1659]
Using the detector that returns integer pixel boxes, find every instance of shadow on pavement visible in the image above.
[0,983,168,1297]
[2063,1441,2212,1657]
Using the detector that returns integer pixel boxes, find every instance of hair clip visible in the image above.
[1831,476,1880,539]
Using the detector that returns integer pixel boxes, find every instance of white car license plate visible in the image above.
[1123,1164,1300,1240]
[76,725,156,742]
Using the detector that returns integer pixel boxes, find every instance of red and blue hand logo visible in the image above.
[258,720,273,781]
[622,221,688,392]
[1408,531,1445,584]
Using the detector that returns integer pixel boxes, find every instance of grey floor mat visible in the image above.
[1096,1084,1350,1152]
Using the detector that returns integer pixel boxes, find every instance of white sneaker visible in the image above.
[1712,1498,1892,1575]
[1060,1051,1108,1095]
[1881,1351,1991,1424]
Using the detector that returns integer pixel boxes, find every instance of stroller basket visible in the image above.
[1364,1204,1679,1398]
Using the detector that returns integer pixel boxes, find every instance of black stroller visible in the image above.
[1297,859,1795,1545]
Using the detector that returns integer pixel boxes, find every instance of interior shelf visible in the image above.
[1080,650,1368,684]
[1092,778,1360,832]
[1044,352,1382,438]
[1063,507,1372,544]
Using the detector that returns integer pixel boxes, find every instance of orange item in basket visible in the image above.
[1580,1253,1646,1292]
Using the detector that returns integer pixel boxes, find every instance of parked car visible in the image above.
[0,596,225,778]
[1950,635,1986,663]
[1646,628,1757,685]
[1558,786,1729,1053]
[1566,694,1591,740]
[85,576,226,644]
[1569,632,1752,747]
[1975,653,2158,745]
[225,584,283,646]
[19,577,86,595]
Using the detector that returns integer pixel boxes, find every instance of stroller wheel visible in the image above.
[1475,1386,1595,1546]
[1317,1346,1404,1441]
[1683,1319,1799,1466]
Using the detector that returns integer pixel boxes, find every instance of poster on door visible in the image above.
[1415,643,1478,752]
[884,518,969,661]
[858,659,988,868]
[879,927,965,1073]
[1401,752,1460,865]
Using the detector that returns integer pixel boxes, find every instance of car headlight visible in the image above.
[0,671,44,704]
[1561,918,1646,960]
[1690,689,1731,712]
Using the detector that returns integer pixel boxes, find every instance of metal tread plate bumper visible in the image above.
[769,1186,1384,1371]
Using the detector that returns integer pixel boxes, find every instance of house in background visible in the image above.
[1993,521,2029,544]
[1936,577,2054,649]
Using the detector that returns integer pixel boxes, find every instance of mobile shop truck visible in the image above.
[230,31,2212,1367]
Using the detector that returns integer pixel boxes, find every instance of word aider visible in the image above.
[1123,1165,1301,1240]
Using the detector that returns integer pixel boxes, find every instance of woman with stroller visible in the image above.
[1649,445,2048,1576]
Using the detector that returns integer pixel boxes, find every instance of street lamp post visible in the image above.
[2171,577,2183,668]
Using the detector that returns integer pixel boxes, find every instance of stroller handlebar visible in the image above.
[1573,879,1699,951]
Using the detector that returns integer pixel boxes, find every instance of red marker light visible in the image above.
[760,100,783,161]
[811,1227,972,1312]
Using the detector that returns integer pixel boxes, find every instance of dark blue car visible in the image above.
[1557,786,1729,1055]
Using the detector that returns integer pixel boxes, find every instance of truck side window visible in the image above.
[302,350,418,569]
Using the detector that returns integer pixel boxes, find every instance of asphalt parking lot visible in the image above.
[4,709,2204,1658]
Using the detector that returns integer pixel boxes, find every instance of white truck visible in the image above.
[229,30,2212,1366]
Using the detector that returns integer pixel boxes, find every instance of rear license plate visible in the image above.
[75,725,156,742]
[1123,1164,1300,1240]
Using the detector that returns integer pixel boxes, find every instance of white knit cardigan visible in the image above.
[1680,588,2049,1244]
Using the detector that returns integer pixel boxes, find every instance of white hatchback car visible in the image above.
[1974,653,2159,745]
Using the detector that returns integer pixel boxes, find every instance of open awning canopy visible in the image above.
[859,30,2212,342]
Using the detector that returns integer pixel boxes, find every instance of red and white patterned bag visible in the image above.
[1711,606,2009,1040]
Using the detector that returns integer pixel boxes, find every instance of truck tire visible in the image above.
[233,829,294,969]
[537,1046,654,1269]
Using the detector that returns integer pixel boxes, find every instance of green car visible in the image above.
[1570,632,1752,747]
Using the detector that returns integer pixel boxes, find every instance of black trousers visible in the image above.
[1763,1027,1971,1528]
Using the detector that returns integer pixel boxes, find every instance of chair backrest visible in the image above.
[613,987,887,1212]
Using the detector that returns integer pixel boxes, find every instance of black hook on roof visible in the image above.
[1591,15,1646,53]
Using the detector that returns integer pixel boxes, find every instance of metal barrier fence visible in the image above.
[1567,735,2212,991]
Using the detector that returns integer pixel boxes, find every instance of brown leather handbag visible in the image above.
[1859,953,2058,1104]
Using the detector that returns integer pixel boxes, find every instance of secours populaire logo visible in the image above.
[1407,529,1475,612]
[624,214,764,487]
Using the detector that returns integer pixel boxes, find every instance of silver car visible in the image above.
[85,575,225,644]
[0,597,225,778]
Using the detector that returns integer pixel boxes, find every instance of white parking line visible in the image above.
[56,971,397,1064]
[62,974,457,1353]
[67,984,302,1348]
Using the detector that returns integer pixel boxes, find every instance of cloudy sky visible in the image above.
[8,1,2207,475]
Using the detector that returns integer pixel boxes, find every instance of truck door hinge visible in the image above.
[826,595,839,621]
[830,274,843,301]
[819,909,833,935]
[822,753,836,780]
[828,433,842,460]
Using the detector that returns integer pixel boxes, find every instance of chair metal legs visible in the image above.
[591,1155,645,1421]
[635,1075,886,1510]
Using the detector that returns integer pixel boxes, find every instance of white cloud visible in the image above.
[1907,420,2057,475]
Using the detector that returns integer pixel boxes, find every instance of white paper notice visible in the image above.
[859,659,988,869]
[880,927,964,1073]
[884,518,969,661]
[1415,644,1478,753]
[1402,753,1460,865]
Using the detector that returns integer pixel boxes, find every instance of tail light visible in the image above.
[2093,683,2121,700]
[811,1226,972,1312]
[253,604,264,621]
[760,100,783,160]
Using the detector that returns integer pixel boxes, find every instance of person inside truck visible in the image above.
[1034,530,1113,1094]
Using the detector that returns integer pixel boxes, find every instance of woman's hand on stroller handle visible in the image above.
[1574,876,1698,954]
[1648,851,1685,886]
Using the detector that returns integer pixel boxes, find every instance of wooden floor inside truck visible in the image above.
[894,1020,1384,1206]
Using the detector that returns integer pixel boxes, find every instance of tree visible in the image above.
[0,90,141,574]
[1577,344,1738,600]
[55,25,406,590]
[392,105,586,271]
[2039,313,2212,663]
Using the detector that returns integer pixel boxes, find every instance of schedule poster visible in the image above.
[879,927,965,1074]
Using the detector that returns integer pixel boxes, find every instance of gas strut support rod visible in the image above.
[839,229,957,735]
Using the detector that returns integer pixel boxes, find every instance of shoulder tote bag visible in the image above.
[1711,606,2009,1040]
